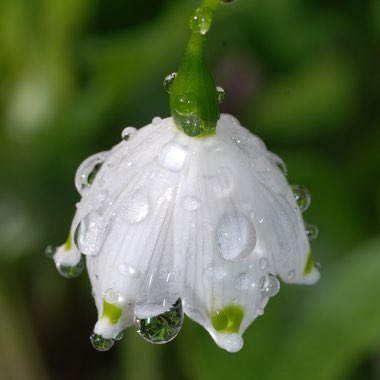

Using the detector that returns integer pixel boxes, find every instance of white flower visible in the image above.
[52,114,319,353]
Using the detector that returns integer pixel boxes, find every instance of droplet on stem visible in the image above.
[189,7,213,35]
[216,86,225,103]
[163,72,177,93]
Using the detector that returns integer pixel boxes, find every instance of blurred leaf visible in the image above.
[266,236,380,380]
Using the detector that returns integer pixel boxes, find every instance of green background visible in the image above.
[1,0,380,379]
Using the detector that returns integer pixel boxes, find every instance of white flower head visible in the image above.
[51,114,319,352]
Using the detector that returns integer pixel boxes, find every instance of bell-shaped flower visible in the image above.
[51,114,319,352]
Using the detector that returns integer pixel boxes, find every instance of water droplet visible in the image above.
[176,93,196,115]
[45,245,56,258]
[205,264,226,280]
[287,270,296,280]
[220,334,243,353]
[305,224,319,241]
[104,288,119,304]
[75,153,106,193]
[189,7,213,35]
[158,142,188,172]
[75,214,104,256]
[216,86,225,103]
[90,333,114,352]
[235,273,253,290]
[119,263,137,276]
[182,114,202,136]
[163,72,176,93]
[259,274,280,297]
[152,116,162,125]
[121,127,137,141]
[135,299,183,344]
[291,184,311,212]
[125,189,150,223]
[259,257,269,271]
[216,211,257,261]
[183,196,201,211]
[113,331,123,341]
[56,256,84,279]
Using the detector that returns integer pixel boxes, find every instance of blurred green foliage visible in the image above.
[0,0,379,379]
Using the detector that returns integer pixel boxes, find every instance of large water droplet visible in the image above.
[163,72,177,93]
[90,333,115,352]
[216,86,225,103]
[135,299,183,344]
[305,224,319,241]
[121,127,137,141]
[75,152,106,194]
[158,142,188,172]
[56,256,84,279]
[189,7,213,35]
[125,189,150,223]
[216,212,256,261]
[291,184,311,212]
[182,114,202,136]
[183,196,201,211]
[104,288,119,304]
[75,214,105,256]
[259,274,280,297]
[45,245,56,259]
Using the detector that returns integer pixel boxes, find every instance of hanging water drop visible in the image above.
[113,331,123,341]
[90,333,115,352]
[259,274,280,297]
[75,152,107,193]
[121,127,137,141]
[305,224,319,241]
[45,245,56,259]
[135,299,184,344]
[291,184,311,212]
[216,86,225,103]
[163,72,177,93]
[56,256,84,279]
[189,7,213,35]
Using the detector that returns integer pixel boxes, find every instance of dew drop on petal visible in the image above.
[183,196,201,211]
[291,184,311,212]
[189,7,213,35]
[152,116,162,125]
[75,214,104,256]
[217,212,256,261]
[119,263,137,276]
[163,72,176,93]
[45,245,56,259]
[121,127,137,141]
[135,299,184,344]
[235,273,253,290]
[259,274,280,297]
[259,257,269,271]
[287,270,296,280]
[158,143,188,172]
[104,288,119,304]
[305,224,319,241]
[90,333,114,352]
[56,256,84,279]
[125,190,150,223]
[216,86,225,103]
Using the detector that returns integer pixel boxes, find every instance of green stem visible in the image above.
[169,0,222,137]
